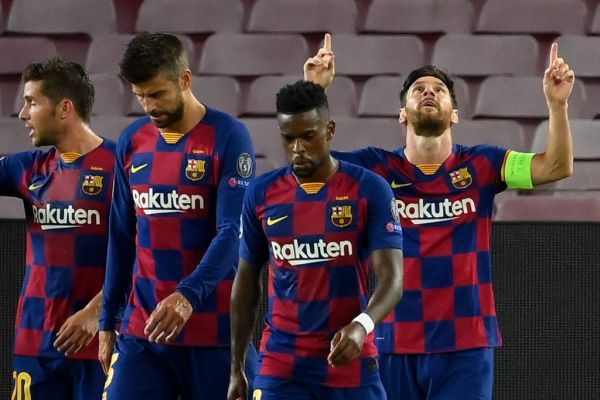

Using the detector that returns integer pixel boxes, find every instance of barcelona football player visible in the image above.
[304,34,575,399]
[227,80,404,400]
[0,58,115,399]
[99,33,257,399]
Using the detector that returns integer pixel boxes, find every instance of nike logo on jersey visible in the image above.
[267,215,288,226]
[391,180,411,189]
[28,183,43,191]
[131,163,148,173]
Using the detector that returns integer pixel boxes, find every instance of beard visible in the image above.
[409,106,453,137]
[291,159,317,177]
[149,96,185,129]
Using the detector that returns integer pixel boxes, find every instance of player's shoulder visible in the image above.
[119,116,152,143]
[333,146,394,167]
[1,148,53,166]
[339,160,390,189]
[455,143,507,157]
[100,138,117,154]
[250,166,288,191]
[203,106,249,137]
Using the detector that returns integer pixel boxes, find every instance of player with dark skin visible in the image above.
[227,83,404,400]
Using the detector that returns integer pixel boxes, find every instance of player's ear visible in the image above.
[451,109,459,124]
[179,69,192,91]
[58,99,73,120]
[399,108,407,124]
[326,120,335,141]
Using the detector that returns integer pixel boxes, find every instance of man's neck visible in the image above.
[55,122,102,156]
[294,155,339,185]
[160,93,206,134]
[404,127,453,166]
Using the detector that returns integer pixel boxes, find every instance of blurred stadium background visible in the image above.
[0,0,598,398]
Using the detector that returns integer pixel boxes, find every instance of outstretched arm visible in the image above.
[304,33,335,89]
[529,42,574,186]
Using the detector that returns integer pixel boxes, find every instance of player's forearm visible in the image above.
[83,290,103,317]
[230,262,261,373]
[364,249,404,324]
[533,103,573,185]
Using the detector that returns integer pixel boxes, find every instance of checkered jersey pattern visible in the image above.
[240,161,403,387]
[334,144,508,354]
[0,141,116,360]
[101,108,255,347]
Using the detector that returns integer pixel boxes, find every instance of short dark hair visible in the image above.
[120,32,188,84]
[276,80,329,115]
[22,57,94,122]
[399,65,458,108]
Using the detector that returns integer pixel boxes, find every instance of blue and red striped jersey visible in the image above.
[100,108,255,347]
[240,160,403,387]
[0,140,116,360]
[334,144,508,354]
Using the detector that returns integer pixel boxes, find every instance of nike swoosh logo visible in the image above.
[267,215,288,226]
[28,183,43,191]
[391,180,411,189]
[131,163,148,174]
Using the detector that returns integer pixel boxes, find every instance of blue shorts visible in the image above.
[252,377,387,400]
[12,355,105,400]
[103,335,258,400]
[379,348,494,400]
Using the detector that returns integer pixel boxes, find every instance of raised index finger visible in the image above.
[324,33,332,51]
[549,42,558,67]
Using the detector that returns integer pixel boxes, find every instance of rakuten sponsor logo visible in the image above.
[32,204,101,230]
[396,198,476,225]
[271,239,353,266]
[132,189,205,215]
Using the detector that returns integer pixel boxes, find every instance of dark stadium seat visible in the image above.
[531,120,600,161]
[556,161,600,191]
[591,4,600,34]
[128,76,241,117]
[0,197,25,219]
[244,75,356,117]
[7,0,116,34]
[248,0,357,33]
[473,76,588,119]
[90,74,126,116]
[0,117,34,155]
[453,120,527,151]
[332,118,405,152]
[136,0,243,33]
[357,75,471,118]
[476,0,586,35]
[12,74,127,116]
[197,33,309,76]
[432,34,539,77]
[363,0,474,34]
[86,34,134,75]
[540,161,600,192]
[90,116,138,142]
[240,118,287,167]
[0,38,56,75]
[331,34,425,76]
[555,35,600,78]
[494,195,600,221]
[87,34,195,76]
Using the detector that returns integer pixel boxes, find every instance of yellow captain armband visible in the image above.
[504,151,535,189]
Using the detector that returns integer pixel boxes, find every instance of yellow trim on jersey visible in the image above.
[417,163,441,175]
[60,152,82,163]
[299,182,325,194]
[504,151,535,189]
[161,132,185,144]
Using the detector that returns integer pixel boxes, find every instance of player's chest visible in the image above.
[127,149,216,188]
